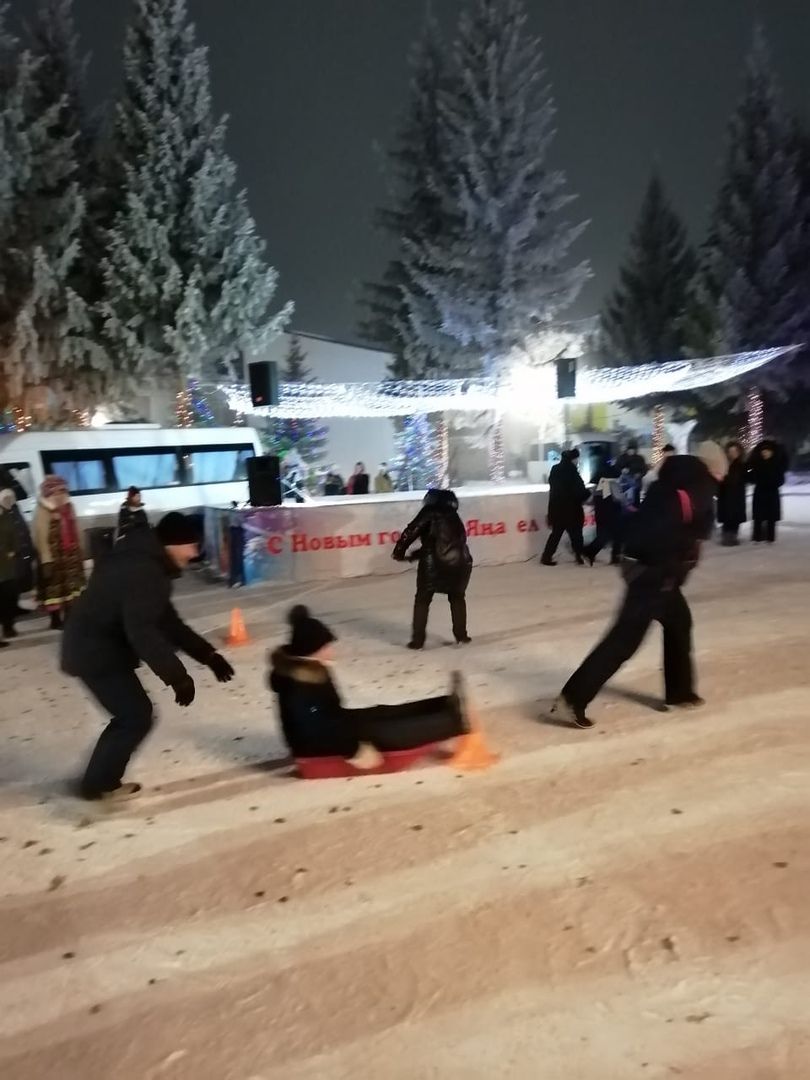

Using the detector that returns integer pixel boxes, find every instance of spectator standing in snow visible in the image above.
[749,440,787,543]
[541,449,589,566]
[61,513,235,803]
[716,442,748,545]
[268,605,471,768]
[615,441,648,507]
[393,488,473,649]
[117,487,148,540]
[374,463,394,493]
[32,475,85,630]
[550,455,716,728]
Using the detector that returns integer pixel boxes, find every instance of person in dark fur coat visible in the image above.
[541,449,589,566]
[392,488,473,650]
[716,442,748,545]
[268,605,470,768]
[748,439,787,543]
[550,455,716,729]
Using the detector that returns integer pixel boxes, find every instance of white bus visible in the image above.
[0,426,262,538]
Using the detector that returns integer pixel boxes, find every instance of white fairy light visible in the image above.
[219,345,800,420]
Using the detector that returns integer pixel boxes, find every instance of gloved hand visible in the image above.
[208,652,235,683]
[174,676,196,707]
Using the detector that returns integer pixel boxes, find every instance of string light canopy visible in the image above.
[219,345,800,420]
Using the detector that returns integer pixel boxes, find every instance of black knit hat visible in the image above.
[155,512,201,547]
[288,604,336,657]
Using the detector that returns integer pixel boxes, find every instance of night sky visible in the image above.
[7,0,810,343]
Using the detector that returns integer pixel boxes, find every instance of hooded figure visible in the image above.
[541,449,589,565]
[62,513,235,802]
[268,605,469,768]
[748,439,787,543]
[393,488,473,649]
[716,442,747,544]
[32,475,85,629]
[551,455,715,728]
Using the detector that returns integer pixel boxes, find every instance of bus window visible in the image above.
[112,452,181,490]
[0,462,32,500]
[186,447,254,484]
[49,458,107,494]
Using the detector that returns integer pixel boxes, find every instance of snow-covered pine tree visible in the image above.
[394,413,440,490]
[601,173,695,364]
[101,0,291,393]
[360,14,466,378]
[0,1,100,418]
[405,0,589,377]
[686,29,809,397]
[261,336,328,465]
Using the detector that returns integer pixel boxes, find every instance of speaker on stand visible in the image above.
[247,455,282,507]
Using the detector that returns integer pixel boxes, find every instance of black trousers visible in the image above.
[752,520,776,543]
[562,569,695,710]
[585,526,622,564]
[0,579,19,635]
[542,522,584,562]
[412,588,467,645]
[350,695,465,752]
[80,670,155,797]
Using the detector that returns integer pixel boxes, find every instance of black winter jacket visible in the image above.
[269,648,359,758]
[393,489,472,594]
[716,458,747,527]
[117,503,149,539]
[748,443,787,523]
[547,457,589,527]
[61,527,215,687]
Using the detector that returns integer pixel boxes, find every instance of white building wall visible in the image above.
[257,332,398,479]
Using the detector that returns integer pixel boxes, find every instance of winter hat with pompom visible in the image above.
[288,604,336,658]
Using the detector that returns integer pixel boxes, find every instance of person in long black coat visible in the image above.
[748,440,787,543]
[268,605,468,766]
[62,513,235,802]
[392,488,473,649]
[116,486,149,540]
[541,449,589,565]
[716,442,747,545]
[550,455,716,728]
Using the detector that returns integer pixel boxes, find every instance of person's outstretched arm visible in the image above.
[392,509,428,560]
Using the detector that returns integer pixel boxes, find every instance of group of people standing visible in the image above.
[542,437,788,569]
[323,462,395,496]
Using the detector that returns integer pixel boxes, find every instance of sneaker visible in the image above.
[665,694,705,710]
[406,641,423,651]
[540,557,557,567]
[549,694,594,729]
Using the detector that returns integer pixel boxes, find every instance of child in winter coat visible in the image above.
[268,605,470,768]
[392,489,473,649]
[32,475,86,629]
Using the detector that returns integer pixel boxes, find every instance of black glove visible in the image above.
[174,676,196,707]
[208,652,235,684]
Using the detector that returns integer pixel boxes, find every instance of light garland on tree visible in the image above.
[488,413,505,482]
[745,386,764,450]
[189,379,215,426]
[219,346,798,420]
[651,404,666,464]
[176,386,193,428]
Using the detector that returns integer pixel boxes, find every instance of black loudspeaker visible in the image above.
[247,455,282,507]
[249,361,279,407]
[556,356,577,399]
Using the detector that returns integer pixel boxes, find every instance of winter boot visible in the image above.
[49,610,63,631]
[548,694,594,729]
[665,694,706,710]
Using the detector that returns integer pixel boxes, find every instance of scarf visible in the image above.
[58,504,79,553]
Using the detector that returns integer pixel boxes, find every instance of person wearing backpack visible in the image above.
[393,489,473,650]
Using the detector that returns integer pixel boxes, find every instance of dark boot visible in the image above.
[50,610,63,631]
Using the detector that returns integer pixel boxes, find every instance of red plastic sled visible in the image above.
[295,743,442,780]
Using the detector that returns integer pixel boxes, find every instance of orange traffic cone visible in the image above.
[449,724,500,772]
[225,608,250,646]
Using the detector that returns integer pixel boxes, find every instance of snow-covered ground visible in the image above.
[1,523,809,1079]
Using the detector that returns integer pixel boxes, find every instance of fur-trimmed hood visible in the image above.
[269,646,331,685]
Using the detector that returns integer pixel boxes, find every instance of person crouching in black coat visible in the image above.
[268,605,470,768]
[748,439,787,543]
[62,513,235,802]
[392,488,473,650]
[550,455,716,728]
[716,441,747,545]
[541,448,589,566]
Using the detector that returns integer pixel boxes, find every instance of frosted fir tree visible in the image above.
[404,0,589,377]
[394,414,440,490]
[686,29,809,398]
[360,14,467,378]
[261,336,328,465]
[601,173,695,364]
[101,0,291,392]
[0,2,100,415]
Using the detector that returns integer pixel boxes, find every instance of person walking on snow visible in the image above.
[61,512,235,803]
[541,448,589,566]
[32,475,85,629]
[549,455,716,729]
[393,488,473,650]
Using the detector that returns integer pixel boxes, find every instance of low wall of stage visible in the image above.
[204,484,551,586]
